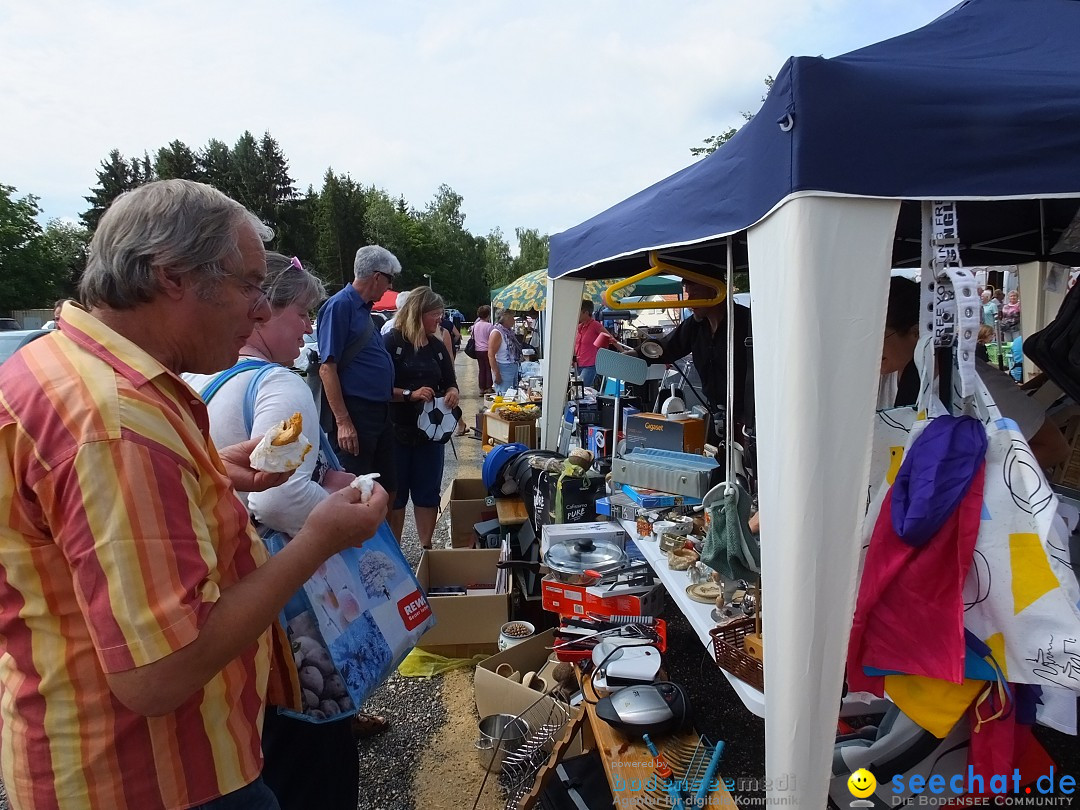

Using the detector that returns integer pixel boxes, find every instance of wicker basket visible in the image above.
[710,617,764,692]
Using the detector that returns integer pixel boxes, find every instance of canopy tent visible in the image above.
[371,289,399,311]
[541,1,1080,806]
[491,268,646,311]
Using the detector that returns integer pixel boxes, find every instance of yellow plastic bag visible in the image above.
[397,647,488,678]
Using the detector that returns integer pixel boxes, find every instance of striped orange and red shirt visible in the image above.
[0,305,294,809]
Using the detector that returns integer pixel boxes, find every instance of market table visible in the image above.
[578,669,738,808]
[620,519,766,718]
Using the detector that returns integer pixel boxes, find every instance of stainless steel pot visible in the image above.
[544,537,627,583]
[497,537,628,586]
[475,713,530,772]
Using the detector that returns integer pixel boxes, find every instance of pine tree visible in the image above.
[199,139,233,196]
[155,140,202,180]
[81,149,136,231]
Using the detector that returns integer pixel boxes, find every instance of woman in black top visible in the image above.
[385,288,460,548]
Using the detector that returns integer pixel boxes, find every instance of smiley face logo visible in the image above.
[848,768,877,798]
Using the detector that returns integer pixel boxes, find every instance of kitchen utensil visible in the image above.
[686,583,723,604]
[544,537,627,581]
[475,714,530,772]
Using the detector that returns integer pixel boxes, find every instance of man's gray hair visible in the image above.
[79,179,272,309]
[264,253,326,312]
[353,245,401,280]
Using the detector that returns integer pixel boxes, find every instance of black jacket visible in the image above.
[653,305,752,425]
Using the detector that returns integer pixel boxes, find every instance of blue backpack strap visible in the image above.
[242,364,282,434]
[198,359,271,404]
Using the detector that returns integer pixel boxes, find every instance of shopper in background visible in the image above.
[318,245,401,507]
[385,288,459,548]
[1000,289,1021,342]
[472,304,494,393]
[573,299,606,387]
[489,307,523,395]
[881,277,1067,469]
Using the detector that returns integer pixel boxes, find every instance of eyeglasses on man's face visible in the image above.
[375,270,394,286]
[220,269,271,316]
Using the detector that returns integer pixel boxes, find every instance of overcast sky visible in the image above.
[1,0,956,243]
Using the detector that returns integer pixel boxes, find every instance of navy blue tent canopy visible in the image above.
[549,0,1080,280]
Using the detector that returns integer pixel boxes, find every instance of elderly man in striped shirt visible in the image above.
[0,180,388,810]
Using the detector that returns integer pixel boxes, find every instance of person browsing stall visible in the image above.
[184,253,389,810]
[385,288,460,549]
[488,307,523,395]
[574,299,608,388]
[318,245,401,503]
[472,304,495,393]
[0,180,388,810]
[881,277,1068,470]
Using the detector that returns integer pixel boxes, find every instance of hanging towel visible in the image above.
[848,463,985,693]
[702,481,760,583]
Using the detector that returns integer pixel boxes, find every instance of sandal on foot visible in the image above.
[351,712,390,738]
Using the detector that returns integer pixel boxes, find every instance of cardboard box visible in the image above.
[443,478,497,548]
[448,499,500,548]
[540,576,666,618]
[440,477,492,512]
[531,471,603,527]
[474,629,561,720]
[595,493,640,522]
[586,426,613,458]
[415,549,509,654]
[624,413,707,455]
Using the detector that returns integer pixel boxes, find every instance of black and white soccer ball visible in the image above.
[417,397,461,443]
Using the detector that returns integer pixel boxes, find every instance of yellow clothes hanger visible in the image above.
[601,251,726,310]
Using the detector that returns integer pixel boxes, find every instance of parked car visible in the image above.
[0,330,49,366]
[0,318,22,331]
[292,332,318,372]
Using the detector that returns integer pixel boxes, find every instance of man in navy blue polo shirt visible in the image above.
[318,245,401,498]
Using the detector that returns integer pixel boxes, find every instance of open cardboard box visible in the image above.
[474,629,585,757]
[475,629,563,718]
[415,549,509,657]
[441,478,497,548]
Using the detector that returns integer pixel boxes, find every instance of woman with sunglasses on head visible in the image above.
[385,287,460,549]
[184,253,386,810]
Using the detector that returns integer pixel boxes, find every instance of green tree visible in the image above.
[481,227,515,289]
[691,76,775,156]
[511,227,549,279]
[316,170,367,287]
[199,139,233,194]
[81,149,138,230]
[155,140,202,181]
[1,186,83,311]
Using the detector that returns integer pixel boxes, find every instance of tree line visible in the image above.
[1,131,550,317]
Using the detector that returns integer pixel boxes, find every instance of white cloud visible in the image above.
[0,0,955,242]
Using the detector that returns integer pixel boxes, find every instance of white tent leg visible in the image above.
[746,196,899,808]
[541,275,585,450]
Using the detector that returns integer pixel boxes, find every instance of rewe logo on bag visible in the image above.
[398,590,433,631]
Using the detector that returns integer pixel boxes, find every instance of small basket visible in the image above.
[710,617,763,692]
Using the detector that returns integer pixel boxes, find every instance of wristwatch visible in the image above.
[402,389,412,402]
